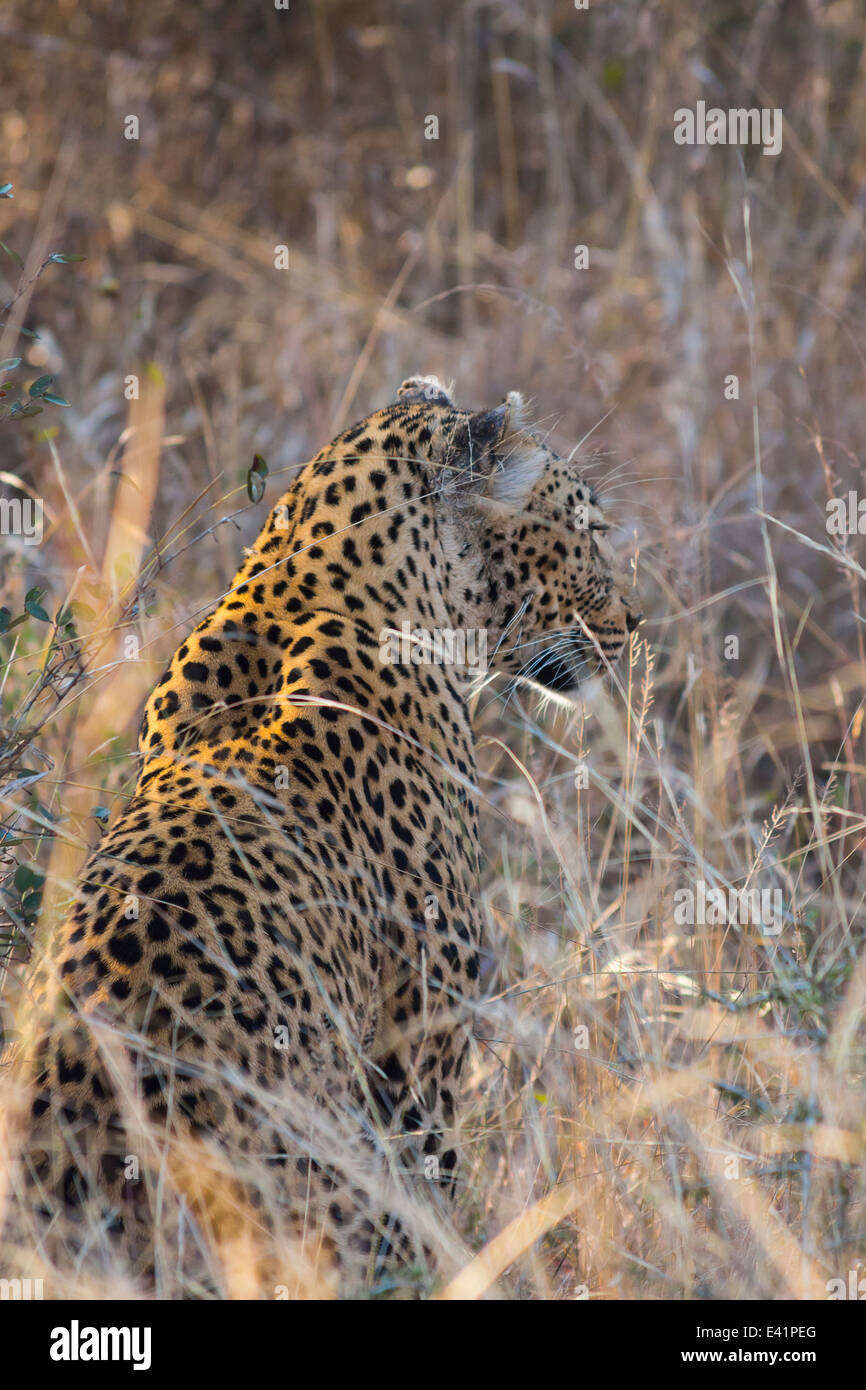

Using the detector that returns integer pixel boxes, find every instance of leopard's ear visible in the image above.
[396,374,455,407]
[451,392,548,510]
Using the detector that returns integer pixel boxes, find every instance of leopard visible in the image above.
[3,374,641,1297]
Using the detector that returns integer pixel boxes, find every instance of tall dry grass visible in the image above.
[0,0,864,1297]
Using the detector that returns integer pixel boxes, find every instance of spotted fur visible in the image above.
[9,377,640,1293]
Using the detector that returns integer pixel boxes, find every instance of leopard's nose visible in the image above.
[625,609,643,634]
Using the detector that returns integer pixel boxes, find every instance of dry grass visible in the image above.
[1,0,865,1298]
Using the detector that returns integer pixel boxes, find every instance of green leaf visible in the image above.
[0,239,23,266]
[246,458,267,504]
[55,604,85,632]
[14,864,44,894]
[0,357,22,372]
[92,805,110,824]
[0,183,13,198]
[18,327,40,339]
[25,586,44,603]
[25,599,50,622]
[56,603,91,627]
[10,402,44,418]
[43,392,70,407]
[29,374,54,398]
[0,609,26,634]
[49,253,86,264]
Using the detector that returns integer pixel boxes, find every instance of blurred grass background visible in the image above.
[1,0,865,1298]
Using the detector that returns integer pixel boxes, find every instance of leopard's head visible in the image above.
[397,375,642,695]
